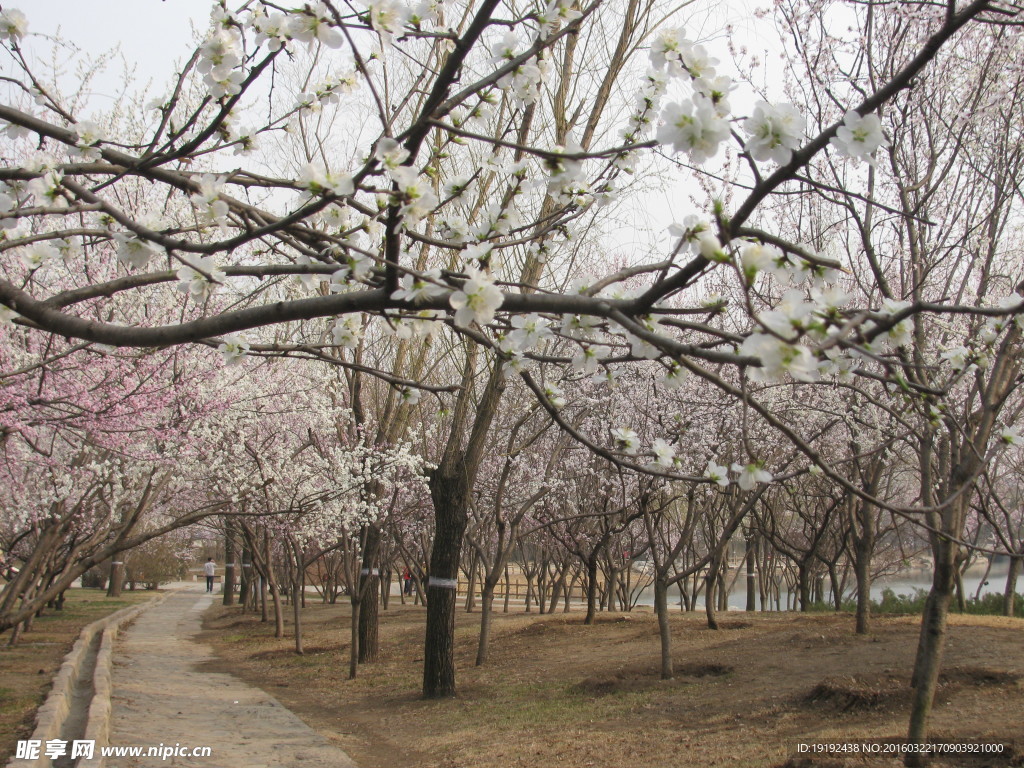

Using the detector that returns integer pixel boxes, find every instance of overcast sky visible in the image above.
[17,0,211,102]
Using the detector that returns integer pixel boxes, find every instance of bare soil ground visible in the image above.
[0,588,155,761]
[201,601,1024,768]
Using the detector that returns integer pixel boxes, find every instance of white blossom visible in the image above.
[741,333,818,382]
[218,333,250,366]
[650,438,675,468]
[542,381,566,409]
[448,267,503,327]
[1000,425,1022,446]
[289,4,344,48]
[611,427,639,455]
[571,344,607,375]
[299,163,355,198]
[20,241,58,270]
[742,102,803,165]
[661,364,689,390]
[656,96,729,163]
[739,242,783,282]
[732,461,772,490]
[830,110,889,164]
[71,120,106,161]
[27,170,66,208]
[649,28,687,70]
[391,268,447,303]
[365,0,410,44]
[331,315,363,348]
[502,313,552,352]
[940,345,970,371]
[176,256,225,300]
[0,8,28,42]
[191,174,230,226]
[198,28,242,81]
[252,11,291,50]
[113,233,162,270]
[705,460,729,487]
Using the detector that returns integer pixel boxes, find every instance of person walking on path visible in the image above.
[204,558,216,593]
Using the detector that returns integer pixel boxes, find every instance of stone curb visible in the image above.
[5,591,174,768]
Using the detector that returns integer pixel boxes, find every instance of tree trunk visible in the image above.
[358,571,379,663]
[106,560,123,598]
[797,563,811,612]
[1004,555,1021,617]
[293,582,304,655]
[381,569,391,610]
[704,567,719,631]
[584,556,599,625]
[854,541,873,634]
[269,579,284,638]
[358,526,381,663]
[654,576,673,679]
[423,467,470,698]
[223,524,236,606]
[953,565,967,613]
[475,581,495,666]
[745,536,757,612]
[259,575,269,622]
[905,546,956,766]
[464,551,478,612]
[503,565,511,613]
[349,599,360,680]
[239,545,252,612]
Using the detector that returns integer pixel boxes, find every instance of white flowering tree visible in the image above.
[2,0,1024,751]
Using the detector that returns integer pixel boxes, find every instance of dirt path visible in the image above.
[106,587,357,768]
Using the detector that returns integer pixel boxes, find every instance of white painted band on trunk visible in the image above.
[359,568,381,576]
[428,577,458,589]
[111,562,123,565]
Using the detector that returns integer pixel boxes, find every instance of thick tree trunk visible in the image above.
[358,574,379,663]
[654,576,673,679]
[797,562,811,612]
[906,544,956,766]
[704,569,719,630]
[358,526,381,663]
[584,556,599,625]
[423,467,470,698]
[106,560,123,598]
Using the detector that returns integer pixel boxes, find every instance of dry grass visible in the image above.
[0,588,156,761]
[201,600,1024,768]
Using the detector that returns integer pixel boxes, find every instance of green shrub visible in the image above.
[868,587,1023,616]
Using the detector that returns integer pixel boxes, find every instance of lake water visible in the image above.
[629,559,1017,611]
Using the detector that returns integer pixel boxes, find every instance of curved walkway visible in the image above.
[106,587,357,768]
